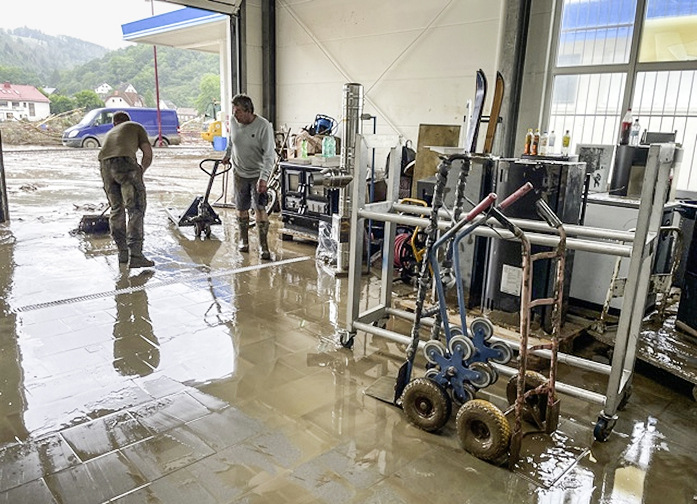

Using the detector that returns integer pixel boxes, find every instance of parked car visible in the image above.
[62,107,181,148]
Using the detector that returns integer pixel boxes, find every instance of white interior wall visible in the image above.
[244,0,265,116]
[274,0,506,152]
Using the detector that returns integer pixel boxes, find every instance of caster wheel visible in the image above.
[506,371,548,423]
[423,340,446,365]
[339,331,354,349]
[593,415,616,442]
[456,399,511,461]
[448,335,475,361]
[470,317,494,341]
[469,362,494,389]
[489,341,513,364]
[402,377,452,432]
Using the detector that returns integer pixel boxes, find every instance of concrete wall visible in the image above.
[270,0,506,151]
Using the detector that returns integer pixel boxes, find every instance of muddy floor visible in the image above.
[0,144,696,503]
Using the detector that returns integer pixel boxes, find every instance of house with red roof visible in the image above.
[104,84,146,108]
[0,82,51,121]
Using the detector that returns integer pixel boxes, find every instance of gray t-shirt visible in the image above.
[225,115,275,181]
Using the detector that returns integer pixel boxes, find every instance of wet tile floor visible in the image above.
[0,146,696,503]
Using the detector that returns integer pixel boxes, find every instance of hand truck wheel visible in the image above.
[456,399,511,461]
[402,377,452,432]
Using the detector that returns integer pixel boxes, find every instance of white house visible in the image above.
[0,82,51,121]
[94,82,113,96]
[104,83,146,108]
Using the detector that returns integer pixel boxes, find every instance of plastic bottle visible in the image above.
[523,128,533,155]
[531,128,540,155]
[561,130,571,156]
[629,119,641,146]
[327,136,336,157]
[540,131,549,155]
[619,108,633,145]
[301,138,308,158]
[322,136,331,157]
[548,130,556,153]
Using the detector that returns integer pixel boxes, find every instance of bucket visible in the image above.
[213,136,227,151]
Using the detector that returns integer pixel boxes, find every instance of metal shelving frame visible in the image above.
[342,137,679,440]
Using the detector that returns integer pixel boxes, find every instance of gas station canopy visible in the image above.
[162,0,241,15]
[121,7,229,53]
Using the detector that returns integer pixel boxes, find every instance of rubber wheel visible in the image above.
[506,371,548,423]
[423,340,446,365]
[154,137,169,147]
[470,317,494,341]
[452,382,477,406]
[450,325,464,337]
[456,399,511,461]
[82,138,99,148]
[490,341,513,364]
[593,416,615,442]
[469,362,493,389]
[402,378,452,432]
[448,335,474,361]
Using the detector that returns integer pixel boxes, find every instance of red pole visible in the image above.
[151,0,162,146]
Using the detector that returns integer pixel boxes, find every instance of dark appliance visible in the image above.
[482,158,586,331]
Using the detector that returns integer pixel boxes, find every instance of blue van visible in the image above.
[62,107,181,148]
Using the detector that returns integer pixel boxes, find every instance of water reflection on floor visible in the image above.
[0,146,696,503]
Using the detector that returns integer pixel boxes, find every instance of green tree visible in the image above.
[50,94,76,114]
[73,90,103,111]
[195,74,220,114]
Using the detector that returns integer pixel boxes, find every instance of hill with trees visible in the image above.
[0,28,220,114]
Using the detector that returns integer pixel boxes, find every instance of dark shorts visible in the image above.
[235,174,268,211]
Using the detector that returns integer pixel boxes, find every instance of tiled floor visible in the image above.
[0,145,696,503]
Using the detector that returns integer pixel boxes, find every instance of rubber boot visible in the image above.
[118,249,129,264]
[258,220,271,260]
[238,217,250,252]
[129,241,154,268]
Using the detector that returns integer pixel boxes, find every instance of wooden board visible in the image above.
[411,124,461,197]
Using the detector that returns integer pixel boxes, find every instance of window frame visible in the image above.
[542,0,697,195]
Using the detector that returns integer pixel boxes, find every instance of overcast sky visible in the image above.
[1,0,183,50]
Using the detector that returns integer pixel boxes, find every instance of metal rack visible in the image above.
[341,135,680,441]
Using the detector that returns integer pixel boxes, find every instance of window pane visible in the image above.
[633,70,697,190]
[548,73,627,151]
[557,0,637,66]
[640,0,697,62]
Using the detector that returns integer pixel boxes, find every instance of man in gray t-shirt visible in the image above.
[222,94,276,260]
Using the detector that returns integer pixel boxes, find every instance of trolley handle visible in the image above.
[489,207,521,236]
[199,158,232,177]
[535,199,563,229]
[498,182,534,210]
[465,192,497,221]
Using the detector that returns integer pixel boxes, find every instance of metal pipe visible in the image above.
[392,203,636,241]
[337,83,364,272]
[491,364,606,405]
[384,307,611,375]
[358,210,633,256]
